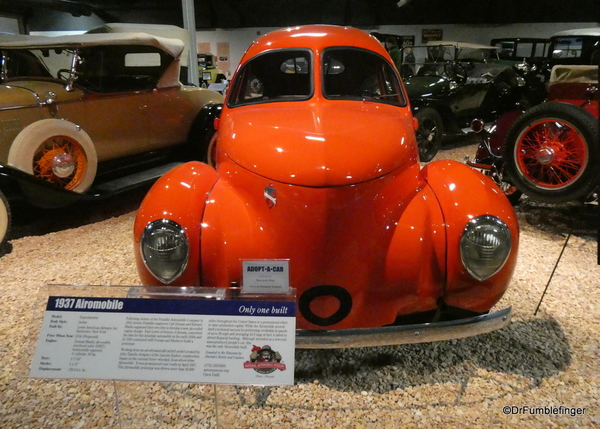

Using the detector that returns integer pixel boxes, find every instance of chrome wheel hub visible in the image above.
[52,153,75,178]
[536,147,555,165]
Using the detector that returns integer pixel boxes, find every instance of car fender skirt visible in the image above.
[421,160,519,312]
[296,306,512,349]
[134,161,218,286]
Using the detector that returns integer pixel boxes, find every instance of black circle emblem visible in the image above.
[299,285,353,327]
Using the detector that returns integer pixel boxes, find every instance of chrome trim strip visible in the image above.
[295,307,511,349]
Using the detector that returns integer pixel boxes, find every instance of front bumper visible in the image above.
[126,287,512,350]
[296,307,511,349]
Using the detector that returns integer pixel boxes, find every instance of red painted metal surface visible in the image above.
[134,25,518,331]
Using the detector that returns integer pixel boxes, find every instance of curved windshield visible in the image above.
[322,47,406,105]
[228,49,312,106]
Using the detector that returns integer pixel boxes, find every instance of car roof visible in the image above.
[426,41,496,50]
[240,25,389,64]
[0,32,184,58]
[490,38,550,43]
[551,27,600,38]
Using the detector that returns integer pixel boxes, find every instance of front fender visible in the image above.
[134,161,219,286]
[422,160,519,312]
[0,163,91,208]
[474,110,523,162]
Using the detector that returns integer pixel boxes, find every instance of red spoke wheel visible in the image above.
[504,102,599,203]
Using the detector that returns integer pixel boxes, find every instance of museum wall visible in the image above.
[8,17,598,80]
[193,21,599,78]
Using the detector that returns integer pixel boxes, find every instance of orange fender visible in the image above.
[133,161,218,286]
[421,160,519,312]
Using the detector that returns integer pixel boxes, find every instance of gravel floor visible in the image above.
[0,143,598,428]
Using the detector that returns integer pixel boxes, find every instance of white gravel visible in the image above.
[0,143,598,428]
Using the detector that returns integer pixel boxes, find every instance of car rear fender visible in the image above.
[421,160,519,312]
[133,161,219,286]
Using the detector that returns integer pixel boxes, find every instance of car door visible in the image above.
[78,46,150,161]
[448,63,491,126]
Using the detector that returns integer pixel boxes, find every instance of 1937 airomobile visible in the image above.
[133,25,520,349]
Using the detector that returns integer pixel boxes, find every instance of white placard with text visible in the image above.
[29,296,295,386]
[242,260,290,294]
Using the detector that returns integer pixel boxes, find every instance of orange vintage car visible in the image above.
[134,25,519,348]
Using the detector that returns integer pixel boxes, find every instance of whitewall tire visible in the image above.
[8,119,98,193]
[0,190,10,250]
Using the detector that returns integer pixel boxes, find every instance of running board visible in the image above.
[92,162,183,195]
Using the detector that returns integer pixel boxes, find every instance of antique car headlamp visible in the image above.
[140,219,189,283]
[460,215,512,281]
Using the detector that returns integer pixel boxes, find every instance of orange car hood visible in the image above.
[219,100,416,187]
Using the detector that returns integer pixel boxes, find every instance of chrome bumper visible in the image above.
[295,307,511,349]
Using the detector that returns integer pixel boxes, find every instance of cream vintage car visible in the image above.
[0,32,223,250]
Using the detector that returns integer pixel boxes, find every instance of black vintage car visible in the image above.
[491,37,551,107]
[548,28,600,66]
[491,37,551,63]
[403,42,527,161]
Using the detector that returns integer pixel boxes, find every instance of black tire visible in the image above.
[415,108,444,162]
[186,104,222,162]
[503,186,523,205]
[0,189,11,253]
[503,102,599,204]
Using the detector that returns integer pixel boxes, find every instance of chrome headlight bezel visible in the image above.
[140,219,189,284]
[460,215,512,281]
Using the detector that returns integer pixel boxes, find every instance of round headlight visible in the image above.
[141,219,189,283]
[460,215,512,281]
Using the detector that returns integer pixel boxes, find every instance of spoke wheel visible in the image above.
[32,136,87,190]
[515,120,587,189]
[504,102,599,203]
[8,119,97,194]
[415,108,444,162]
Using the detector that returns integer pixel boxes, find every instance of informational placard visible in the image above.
[242,260,290,294]
[29,296,295,386]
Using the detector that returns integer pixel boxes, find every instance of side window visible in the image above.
[4,50,53,79]
[78,46,172,93]
[552,37,583,60]
[322,48,406,105]
[228,49,312,106]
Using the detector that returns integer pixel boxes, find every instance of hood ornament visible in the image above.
[264,186,277,208]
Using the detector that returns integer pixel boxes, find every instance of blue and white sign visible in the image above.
[30,296,296,386]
